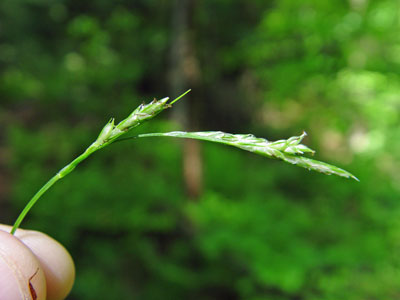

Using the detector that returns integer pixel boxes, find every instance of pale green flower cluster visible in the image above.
[11,89,357,235]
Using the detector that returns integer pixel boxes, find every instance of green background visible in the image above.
[1,0,400,299]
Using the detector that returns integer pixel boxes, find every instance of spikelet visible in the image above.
[138,131,358,181]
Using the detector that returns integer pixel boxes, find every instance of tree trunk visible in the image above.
[169,0,203,199]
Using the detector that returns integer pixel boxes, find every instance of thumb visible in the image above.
[0,225,75,300]
[0,229,47,300]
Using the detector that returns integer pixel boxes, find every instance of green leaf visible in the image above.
[138,131,359,181]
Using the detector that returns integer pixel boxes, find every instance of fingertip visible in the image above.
[0,224,75,300]
[0,229,47,300]
[0,260,21,300]
[17,230,75,300]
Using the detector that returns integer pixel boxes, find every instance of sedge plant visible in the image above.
[10,90,358,235]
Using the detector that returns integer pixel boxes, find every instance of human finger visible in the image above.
[0,229,47,300]
[0,225,75,300]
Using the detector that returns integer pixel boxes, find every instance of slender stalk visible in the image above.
[11,141,98,234]
[10,90,190,235]
[11,176,59,234]
[170,89,191,105]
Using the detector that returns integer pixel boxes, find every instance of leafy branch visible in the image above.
[10,90,357,235]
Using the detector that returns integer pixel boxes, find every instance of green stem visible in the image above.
[10,146,97,234]
[11,175,59,234]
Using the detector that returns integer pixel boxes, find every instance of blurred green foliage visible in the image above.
[1,0,400,299]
